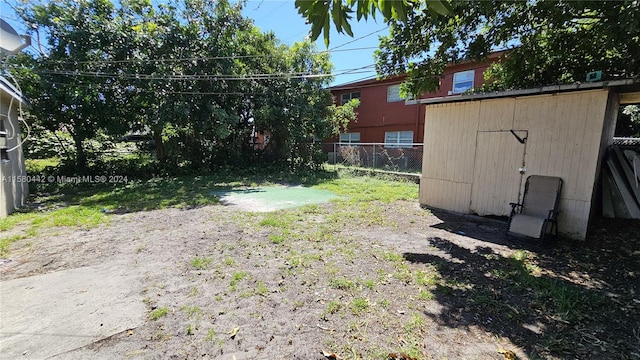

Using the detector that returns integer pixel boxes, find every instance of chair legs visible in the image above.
[507,219,558,245]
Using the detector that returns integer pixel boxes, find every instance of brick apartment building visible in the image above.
[328,51,506,147]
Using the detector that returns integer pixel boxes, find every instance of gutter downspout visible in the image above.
[415,102,420,142]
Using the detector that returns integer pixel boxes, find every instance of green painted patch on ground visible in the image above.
[212,186,338,212]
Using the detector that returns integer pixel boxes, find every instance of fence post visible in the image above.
[373,143,376,169]
[334,142,337,171]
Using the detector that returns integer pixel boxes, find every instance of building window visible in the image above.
[452,70,475,94]
[340,91,360,105]
[387,84,402,102]
[385,131,413,148]
[339,132,360,145]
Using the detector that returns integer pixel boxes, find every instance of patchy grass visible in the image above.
[503,251,605,323]
[328,277,356,291]
[229,271,248,291]
[1,163,418,257]
[315,175,417,203]
[25,158,60,173]
[349,298,370,315]
[325,300,342,315]
[180,305,201,319]
[0,165,346,257]
[190,257,212,270]
[149,307,169,321]
[255,281,268,296]
[8,162,639,359]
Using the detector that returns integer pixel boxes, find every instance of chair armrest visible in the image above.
[509,203,522,215]
[548,209,560,220]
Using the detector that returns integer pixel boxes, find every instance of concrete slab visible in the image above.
[0,260,145,359]
[213,186,338,212]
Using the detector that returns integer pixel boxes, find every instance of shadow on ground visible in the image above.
[402,213,640,359]
[427,207,513,246]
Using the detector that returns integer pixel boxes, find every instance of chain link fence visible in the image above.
[324,143,423,173]
[613,137,640,146]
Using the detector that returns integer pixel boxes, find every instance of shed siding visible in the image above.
[421,89,610,240]
[422,102,479,183]
[477,98,515,131]
[420,178,472,214]
[471,131,525,215]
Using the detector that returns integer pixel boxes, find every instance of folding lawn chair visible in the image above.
[506,175,563,244]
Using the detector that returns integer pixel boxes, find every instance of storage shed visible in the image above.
[410,80,640,240]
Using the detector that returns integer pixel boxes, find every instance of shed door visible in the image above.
[470,131,527,216]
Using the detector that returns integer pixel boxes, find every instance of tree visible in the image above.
[115,0,253,167]
[295,0,452,46]
[251,42,327,163]
[300,1,640,96]
[12,0,130,169]
[616,105,640,137]
[325,99,360,139]
[12,0,351,171]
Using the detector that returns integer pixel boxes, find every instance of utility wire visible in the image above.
[326,26,389,52]
[33,69,376,82]
[29,63,377,81]
[255,1,288,23]
[39,46,380,66]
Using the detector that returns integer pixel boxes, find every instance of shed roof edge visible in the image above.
[405,79,638,106]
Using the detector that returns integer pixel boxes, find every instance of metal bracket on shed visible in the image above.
[510,130,527,144]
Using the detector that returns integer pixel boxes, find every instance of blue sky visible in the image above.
[0,0,386,86]
[242,0,387,86]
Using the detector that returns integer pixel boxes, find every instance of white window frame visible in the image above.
[339,132,360,145]
[340,91,361,105]
[452,70,475,94]
[387,84,402,102]
[384,131,413,148]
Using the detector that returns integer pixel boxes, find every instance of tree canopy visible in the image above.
[10,0,355,171]
[294,0,452,46]
[299,0,640,96]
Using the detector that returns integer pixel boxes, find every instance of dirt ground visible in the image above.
[1,198,639,360]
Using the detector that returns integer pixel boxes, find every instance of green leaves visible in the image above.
[426,0,454,17]
[296,0,453,46]
[14,0,338,171]
[325,99,359,138]
[295,0,330,46]
[373,0,640,95]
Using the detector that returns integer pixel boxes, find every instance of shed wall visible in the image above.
[420,89,611,240]
[0,94,27,217]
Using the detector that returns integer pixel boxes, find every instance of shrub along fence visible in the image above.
[324,143,423,173]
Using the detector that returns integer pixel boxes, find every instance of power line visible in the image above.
[44,79,368,96]
[281,30,307,43]
[37,46,380,66]
[252,0,265,11]
[327,26,389,52]
[47,81,261,95]
[255,1,288,23]
[36,70,325,80]
[29,63,377,81]
[34,69,376,81]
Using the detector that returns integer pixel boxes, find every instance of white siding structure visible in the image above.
[414,81,640,240]
[0,77,28,217]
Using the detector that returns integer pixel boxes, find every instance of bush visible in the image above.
[23,125,74,159]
